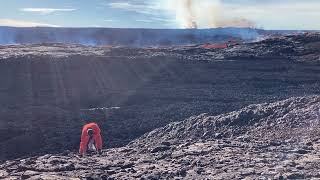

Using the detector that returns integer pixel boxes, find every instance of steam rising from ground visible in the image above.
[171,0,255,29]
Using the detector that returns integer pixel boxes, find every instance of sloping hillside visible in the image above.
[1,96,320,179]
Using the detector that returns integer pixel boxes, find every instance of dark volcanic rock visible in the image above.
[0,27,263,46]
[1,96,320,179]
[150,146,171,153]
[130,96,320,148]
[0,33,320,161]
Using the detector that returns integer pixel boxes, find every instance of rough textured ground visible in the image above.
[0,33,320,161]
[1,96,320,179]
[1,33,320,61]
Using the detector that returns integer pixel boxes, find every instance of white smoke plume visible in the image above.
[170,0,255,29]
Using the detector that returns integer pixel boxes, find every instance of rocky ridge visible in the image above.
[1,96,320,179]
[0,27,264,46]
[1,33,319,62]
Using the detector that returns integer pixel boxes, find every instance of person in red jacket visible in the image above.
[79,122,103,156]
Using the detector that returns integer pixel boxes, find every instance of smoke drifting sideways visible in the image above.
[170,0,255,29]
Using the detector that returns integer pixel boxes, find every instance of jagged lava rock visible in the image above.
[1,96,320,179]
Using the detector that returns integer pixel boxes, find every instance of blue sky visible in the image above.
[0,0,319,30]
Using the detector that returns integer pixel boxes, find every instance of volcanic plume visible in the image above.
[184,0,197,29]
[174,0,255,29]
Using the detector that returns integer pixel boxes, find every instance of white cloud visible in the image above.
[135,19,153,23]
[0,19,59,27]
[108,2,164,15]
[20,8,76,15]
[150,17,176,22]
[103,19,114,22]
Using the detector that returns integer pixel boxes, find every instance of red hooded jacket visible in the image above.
[79,122,103,155]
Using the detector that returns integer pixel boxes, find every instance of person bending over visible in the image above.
[79,122,103,156]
